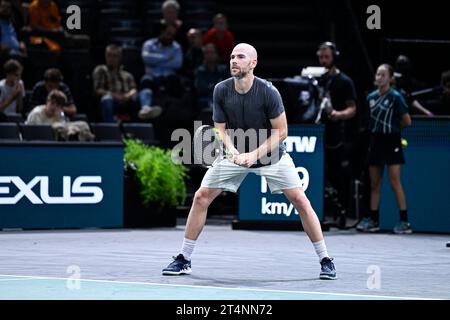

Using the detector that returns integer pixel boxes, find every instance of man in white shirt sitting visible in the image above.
[26,89,66,125]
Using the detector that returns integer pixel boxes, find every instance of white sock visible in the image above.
[180,238,196,261]
[312,240,329,261]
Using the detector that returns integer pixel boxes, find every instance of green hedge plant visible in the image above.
[124,139,187,208]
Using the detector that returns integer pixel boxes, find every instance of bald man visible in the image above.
[162,43,337,280]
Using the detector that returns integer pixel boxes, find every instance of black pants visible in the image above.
[324,142,353,216]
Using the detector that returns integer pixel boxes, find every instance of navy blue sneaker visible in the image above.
[320,257,337,280]
[356,218,380,232]
[162,254,192,275]
[393,221,413,234]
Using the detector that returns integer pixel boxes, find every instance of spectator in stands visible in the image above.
[141,22,183,101]
[203,13,235,63]
[8,0,24,30]
[394,55,433,116]
[423,70,450,116]
[161,0,182,27]
[182,28,203,80]
[194,43,228,111]
[0,0,26,67]
[316,41,358,229]
[26,88,66,124]
[152,0,187,50]
[93,44,162,122]
[25,0,89,53]
[26,0,64,54]
[30,68,77,117]
[27,88,93,141]
[439,70,450,114]
[0,59,24,119]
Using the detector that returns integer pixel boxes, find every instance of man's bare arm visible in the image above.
[412,100,433,116]
[255,111,288,159]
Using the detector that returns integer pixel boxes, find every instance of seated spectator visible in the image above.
[93,44,162,122]
[182,28,204,80]
[203,13,235,63]
[26,0,63,54]
[26,88,94,140]
[25,0,89,54]
[9,0,25,29]
[0,0,26,66]
[0,59,25,119]
[194,43,228,111]
[394,55,433,116]
[438,70,450,115]
[152,0,187,50]
[30,68,77,117]
[141,22,183,100]
[26,88,66,124]
[161,0,183,30]
[423,70,450,116]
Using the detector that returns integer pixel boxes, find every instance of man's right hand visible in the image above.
[328,110,342,121]
[233,151,258,168]
[12,83,22,98]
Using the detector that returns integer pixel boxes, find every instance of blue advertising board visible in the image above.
[379,118,450,233]
[238,125,324,223]
[0,143,123,229]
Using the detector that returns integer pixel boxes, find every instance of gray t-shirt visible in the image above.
[212,77,286,167]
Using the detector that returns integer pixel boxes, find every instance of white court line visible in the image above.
[0,273,439,300]
[0,278,40,282]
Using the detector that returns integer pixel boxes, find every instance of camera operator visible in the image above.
[316,42,358,228]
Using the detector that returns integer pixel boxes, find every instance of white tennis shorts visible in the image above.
[200,153,302,194]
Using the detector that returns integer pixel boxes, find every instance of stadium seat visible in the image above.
[6,113,24,123]
[71,113,89,122]
[19,124,55,141]
[122,123,158,145]
[90,123,122,141]
[0,123,21,140]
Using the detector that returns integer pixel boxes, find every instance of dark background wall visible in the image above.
[214,0,449,109]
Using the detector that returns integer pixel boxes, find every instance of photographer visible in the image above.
[316,42,357,228]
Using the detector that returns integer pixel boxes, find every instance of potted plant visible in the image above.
[123,139,188,228]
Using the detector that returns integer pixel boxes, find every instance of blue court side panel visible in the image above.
[0,145,123,229]
[379,119,450,233]
[239,125,324,223]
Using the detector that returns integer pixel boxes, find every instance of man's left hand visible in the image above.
[233,151,258,168]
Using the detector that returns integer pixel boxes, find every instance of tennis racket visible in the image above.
[193,125,234,168]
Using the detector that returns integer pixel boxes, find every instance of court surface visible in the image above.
[0,221,449,300]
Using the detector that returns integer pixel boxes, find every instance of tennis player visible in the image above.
[162,43,337,280]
